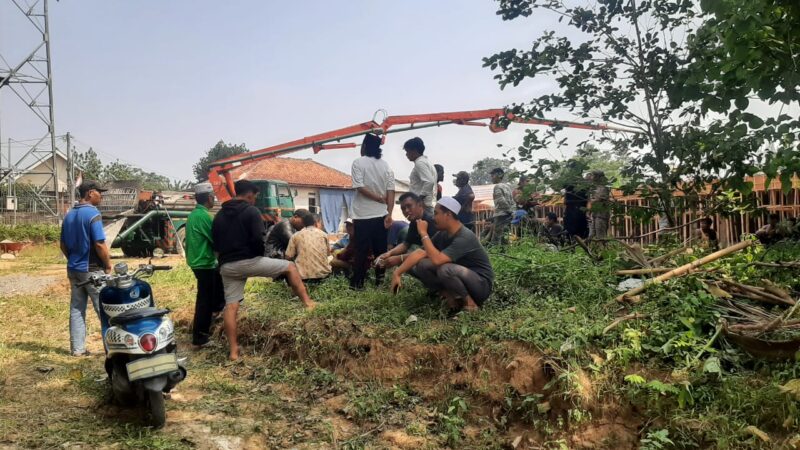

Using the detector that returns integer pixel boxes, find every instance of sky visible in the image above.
[3,1,790,196]
[0,0,579,195]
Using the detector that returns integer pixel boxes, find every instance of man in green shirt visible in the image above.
[186,182,225,347]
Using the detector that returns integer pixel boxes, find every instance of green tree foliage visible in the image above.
[73,148,103,181]
[469,157,515,185]
[193,140,249,181]
[682,0,800,192]
[73,150,189,191]
[483,0,794,224]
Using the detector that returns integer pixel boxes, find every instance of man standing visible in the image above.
[60,180,112,356]
[452,171,475,231]
[390,197,494,313]
[350,133,395,289]
[587,170,611,240]
[286,210,331,282]
[212,179,316,360]
[185,182,225,348]
[488,168,515,245]
[376,192,435,269]
[403,137,437,216]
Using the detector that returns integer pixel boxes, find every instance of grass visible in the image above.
[3,240,800,448]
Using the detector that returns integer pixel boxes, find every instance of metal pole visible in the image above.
[9,138,15,226]
[43,0,60,219]
[66,132,74,206]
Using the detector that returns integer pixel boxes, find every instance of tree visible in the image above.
[483,0,783,225]
[193,140,249,181]
[74,148,103,181]
[682,0,800,192]
[469,157,515,185]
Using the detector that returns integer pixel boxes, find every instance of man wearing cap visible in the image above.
[403,137,437,216]
[186,182,225,348]
[60,180,113,356]
[390,197,494,312]
[452,171,475,231]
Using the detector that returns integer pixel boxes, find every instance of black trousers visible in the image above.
[192,268,226,345]
[351,216,387,289]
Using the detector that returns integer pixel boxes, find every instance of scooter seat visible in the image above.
[109,307,170,326]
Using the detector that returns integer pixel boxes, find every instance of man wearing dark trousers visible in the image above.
[212,179,316,360]
[350,133,395,289]
[185,182,225,348]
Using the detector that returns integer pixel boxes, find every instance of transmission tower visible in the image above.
[0,0,60,218]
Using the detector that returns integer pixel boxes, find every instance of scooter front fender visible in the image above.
[142,375,168,392]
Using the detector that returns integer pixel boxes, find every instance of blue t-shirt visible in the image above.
[61,204,106,272]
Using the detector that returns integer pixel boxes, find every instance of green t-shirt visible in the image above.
[186,204,217,269]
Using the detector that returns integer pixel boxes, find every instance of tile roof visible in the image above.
[230,157,353,189]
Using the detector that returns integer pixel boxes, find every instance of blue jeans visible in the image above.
[67,270,102,354]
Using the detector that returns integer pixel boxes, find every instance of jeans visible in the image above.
[192,268,226,345]
[67,270,102,354]
[411,259,492,306]
[351,216,387,289]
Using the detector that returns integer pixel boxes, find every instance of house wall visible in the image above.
[16,157,70,192]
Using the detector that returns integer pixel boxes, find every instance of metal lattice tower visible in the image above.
[0,0,60,217]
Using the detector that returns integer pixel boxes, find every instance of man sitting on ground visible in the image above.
[264,218,295,259]
[212,180,316,360]
[376,192,435,269]
[286,210,332,282]
[756,213,783,245]
[390,197,494,313]
[694,217,719,250]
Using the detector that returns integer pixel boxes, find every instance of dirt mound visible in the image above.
[237,315,643,448]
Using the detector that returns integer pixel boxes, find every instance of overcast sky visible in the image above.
[0,0,585,195]
[3,1,790,196]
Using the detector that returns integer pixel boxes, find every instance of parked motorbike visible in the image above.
[79,262,186,427]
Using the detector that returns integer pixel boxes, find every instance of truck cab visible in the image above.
[251,179,295,224]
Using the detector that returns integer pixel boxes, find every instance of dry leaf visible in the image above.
[779,379,800,401]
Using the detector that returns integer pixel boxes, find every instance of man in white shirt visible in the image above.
[350,133,396,289]
[404,137,437,216]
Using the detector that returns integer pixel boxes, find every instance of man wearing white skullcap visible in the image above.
[390,196,494,313]
[186,182,225,348]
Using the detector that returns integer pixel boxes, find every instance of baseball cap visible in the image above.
[437,196,461,215]
[453,171,469,180]
[194,182,214,194]
[78,180,107,197]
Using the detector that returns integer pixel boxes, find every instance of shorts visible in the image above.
[219,256,291,304]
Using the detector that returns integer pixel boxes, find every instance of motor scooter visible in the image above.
[80,262,186,427]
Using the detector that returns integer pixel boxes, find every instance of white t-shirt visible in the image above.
[409,154,437,209]
[351,156,395,220]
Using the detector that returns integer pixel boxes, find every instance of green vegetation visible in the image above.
[227,238,800,448]
[0,223,60,243]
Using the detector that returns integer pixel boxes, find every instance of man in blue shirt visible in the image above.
[60,180,112,356]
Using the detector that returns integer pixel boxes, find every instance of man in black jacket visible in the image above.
[212,180,316,360]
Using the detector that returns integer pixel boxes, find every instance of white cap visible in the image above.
[194,182,214,194]
[344,218,354,224]
[437,196,461,215]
